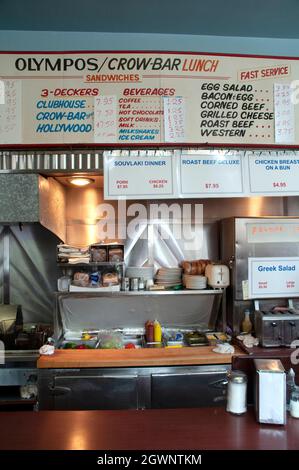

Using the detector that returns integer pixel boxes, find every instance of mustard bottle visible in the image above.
[153,320,162,343]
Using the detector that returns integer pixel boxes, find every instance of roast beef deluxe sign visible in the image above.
[0,51,298,145]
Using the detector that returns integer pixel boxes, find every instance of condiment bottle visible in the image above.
[226,370,247,415]
[241,309,252,334]
[286,368,296,410]
[153,320,162,343]
[145,321,154,343]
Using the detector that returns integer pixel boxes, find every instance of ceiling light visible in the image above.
[68,177,95,187]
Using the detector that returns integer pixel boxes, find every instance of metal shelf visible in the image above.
[55,289,224,296]
[58,262,125,267]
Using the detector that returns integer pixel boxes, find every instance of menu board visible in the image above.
[179,150,244,197]
[247,150,299,195]
[248,257,299,299]
[0,52,299,146]
[104,151,175,199]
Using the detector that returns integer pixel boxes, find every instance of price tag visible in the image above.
[179,151,244,197]
[94,95,117,143]
[164,96,186,143]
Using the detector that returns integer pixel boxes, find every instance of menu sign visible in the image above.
[0,51,298,146]
[247,150,299,195]
[104,151,174,199]
[179,150,244,197]
[248,257,299,299]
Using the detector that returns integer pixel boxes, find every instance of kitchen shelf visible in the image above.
[55,289,224,296]
[58,262,125,267]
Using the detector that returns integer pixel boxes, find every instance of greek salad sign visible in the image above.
[248,257,299,298]
[0,51,299,146]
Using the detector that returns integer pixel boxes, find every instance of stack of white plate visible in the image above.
[155,267,182,287]
[125,266,155,280]
[185,275,207,290]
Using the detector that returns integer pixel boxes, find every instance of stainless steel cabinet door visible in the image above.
[52,374,138,410]
[151,368,229,408]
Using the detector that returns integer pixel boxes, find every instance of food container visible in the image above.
[90,244,107,263]
[108,244,124,262]
[185,331,209,347]
[98,331,123,349]
[226,370,247,415]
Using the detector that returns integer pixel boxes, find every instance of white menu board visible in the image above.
[248,257,299,299]
[247,151,299,195]
[179,151,244,197]
[104,152,175,199]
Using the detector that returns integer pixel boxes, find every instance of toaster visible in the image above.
[205,264,230,288]
[254,308,299,347]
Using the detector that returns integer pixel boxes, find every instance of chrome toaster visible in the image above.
[254,307,299,347]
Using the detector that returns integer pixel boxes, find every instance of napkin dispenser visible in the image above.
[254,359,286,425]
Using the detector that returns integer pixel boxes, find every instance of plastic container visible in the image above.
[98,332,123,349]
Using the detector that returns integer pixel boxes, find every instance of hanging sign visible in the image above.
[248,257,299,298]
[247,150,299,195]
[179,150,244,197]
[104,151,175,199]
[0,51,299,146]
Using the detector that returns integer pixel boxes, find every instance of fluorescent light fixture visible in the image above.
[68,177,95,187]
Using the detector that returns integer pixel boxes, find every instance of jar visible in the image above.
[289,390,299,418]
[138,277,145,290]
[226,370,247,415]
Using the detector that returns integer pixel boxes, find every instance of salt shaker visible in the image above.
[226,370,247,415]
[290,390,299,418]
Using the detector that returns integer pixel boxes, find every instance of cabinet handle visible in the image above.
[50,386,71,396]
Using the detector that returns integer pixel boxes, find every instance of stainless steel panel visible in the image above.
[9,224,60,323]
[39,176,66,242]
[38,365,230,410]
[0,368,37,386]
[0,151,104,172]
[55,291,222,334]
[52,374,138,410]
[151,367,229,408]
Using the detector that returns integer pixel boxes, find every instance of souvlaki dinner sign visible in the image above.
[0,51,299,146]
